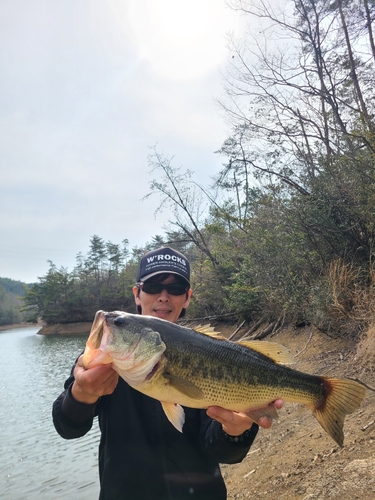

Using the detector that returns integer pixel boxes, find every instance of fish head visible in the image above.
[82,310,166,387]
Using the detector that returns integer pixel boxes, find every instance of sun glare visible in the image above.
[108,0,241,80]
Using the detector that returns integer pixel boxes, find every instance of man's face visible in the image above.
[133,274,192,324]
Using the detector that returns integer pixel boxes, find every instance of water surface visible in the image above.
[0,327,100,500]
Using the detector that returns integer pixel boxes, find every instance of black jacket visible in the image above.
[52,363,258,500]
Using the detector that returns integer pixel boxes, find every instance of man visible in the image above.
[53,246,282,500]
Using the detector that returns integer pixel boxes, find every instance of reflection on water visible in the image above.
[0,327,100,500]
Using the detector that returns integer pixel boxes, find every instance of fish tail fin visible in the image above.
[313,377,366,447]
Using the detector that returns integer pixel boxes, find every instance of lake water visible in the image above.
[0,326,100,500]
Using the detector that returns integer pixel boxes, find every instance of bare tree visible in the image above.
[144,147,221,271]
[220,0,375,184]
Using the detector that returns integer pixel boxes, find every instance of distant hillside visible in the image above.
[0,278,35,326]
[0,277,32,295]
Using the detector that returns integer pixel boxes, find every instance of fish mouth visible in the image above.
[91,311,106,349]
[82,311,114,368]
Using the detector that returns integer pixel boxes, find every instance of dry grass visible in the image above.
[356,325,375,374]
[327,259,375,336]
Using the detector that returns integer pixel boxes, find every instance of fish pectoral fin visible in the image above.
[244,405,280,423]
[237,340,295,365]
[161,402,185,432]
[163,373,204,399]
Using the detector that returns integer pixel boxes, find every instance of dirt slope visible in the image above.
[218,325,375,500]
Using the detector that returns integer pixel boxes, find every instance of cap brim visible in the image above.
[140,270,190,285]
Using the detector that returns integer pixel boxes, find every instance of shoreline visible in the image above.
[0,322,39,332]
[0,322,91,336]
[37,322,92,336]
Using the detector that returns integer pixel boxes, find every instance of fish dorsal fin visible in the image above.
[236,340,295,364]
[194,324,223,338]
[163,373,204,399]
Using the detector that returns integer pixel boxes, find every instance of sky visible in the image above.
[0,0,247,284]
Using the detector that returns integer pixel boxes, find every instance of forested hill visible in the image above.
[0,277,32,295]
[0,277,33,326]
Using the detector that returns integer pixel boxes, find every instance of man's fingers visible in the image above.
[87,364,116,381]
[207,406,255,436]
[74,361,118,397]
[273,399,284,410]
[207,400,285,434]
[206,406,237,423]
[257,416,272,429]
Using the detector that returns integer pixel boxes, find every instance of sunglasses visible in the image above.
[139,282,189,296]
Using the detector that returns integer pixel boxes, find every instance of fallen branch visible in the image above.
[237,317,266,341]
[228,319,246,341]
[361,420,375,432]
[253,321,277,340]
[243,470,256,478]
[246,447,262,456]
[295,329,314,358]
[269,312,286,338]
[252,313,284,340]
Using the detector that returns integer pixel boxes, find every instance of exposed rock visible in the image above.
[343,458,375,476]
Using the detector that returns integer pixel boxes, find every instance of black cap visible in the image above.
[136,247,190,284]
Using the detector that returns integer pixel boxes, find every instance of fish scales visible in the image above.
[82,310,367,447]
[159,323,325,408]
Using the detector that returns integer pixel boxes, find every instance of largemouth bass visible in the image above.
[82,310,366,447]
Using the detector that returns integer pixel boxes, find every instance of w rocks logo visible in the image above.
[146,254,186,267]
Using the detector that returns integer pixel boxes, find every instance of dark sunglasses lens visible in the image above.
[141,283,163,294]
[141,283,187,295]
[165,284,187,295]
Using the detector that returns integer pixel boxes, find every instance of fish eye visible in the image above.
[114,316,126,326]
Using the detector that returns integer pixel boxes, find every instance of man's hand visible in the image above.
[206,399,284,436]
[71,355,119,405]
